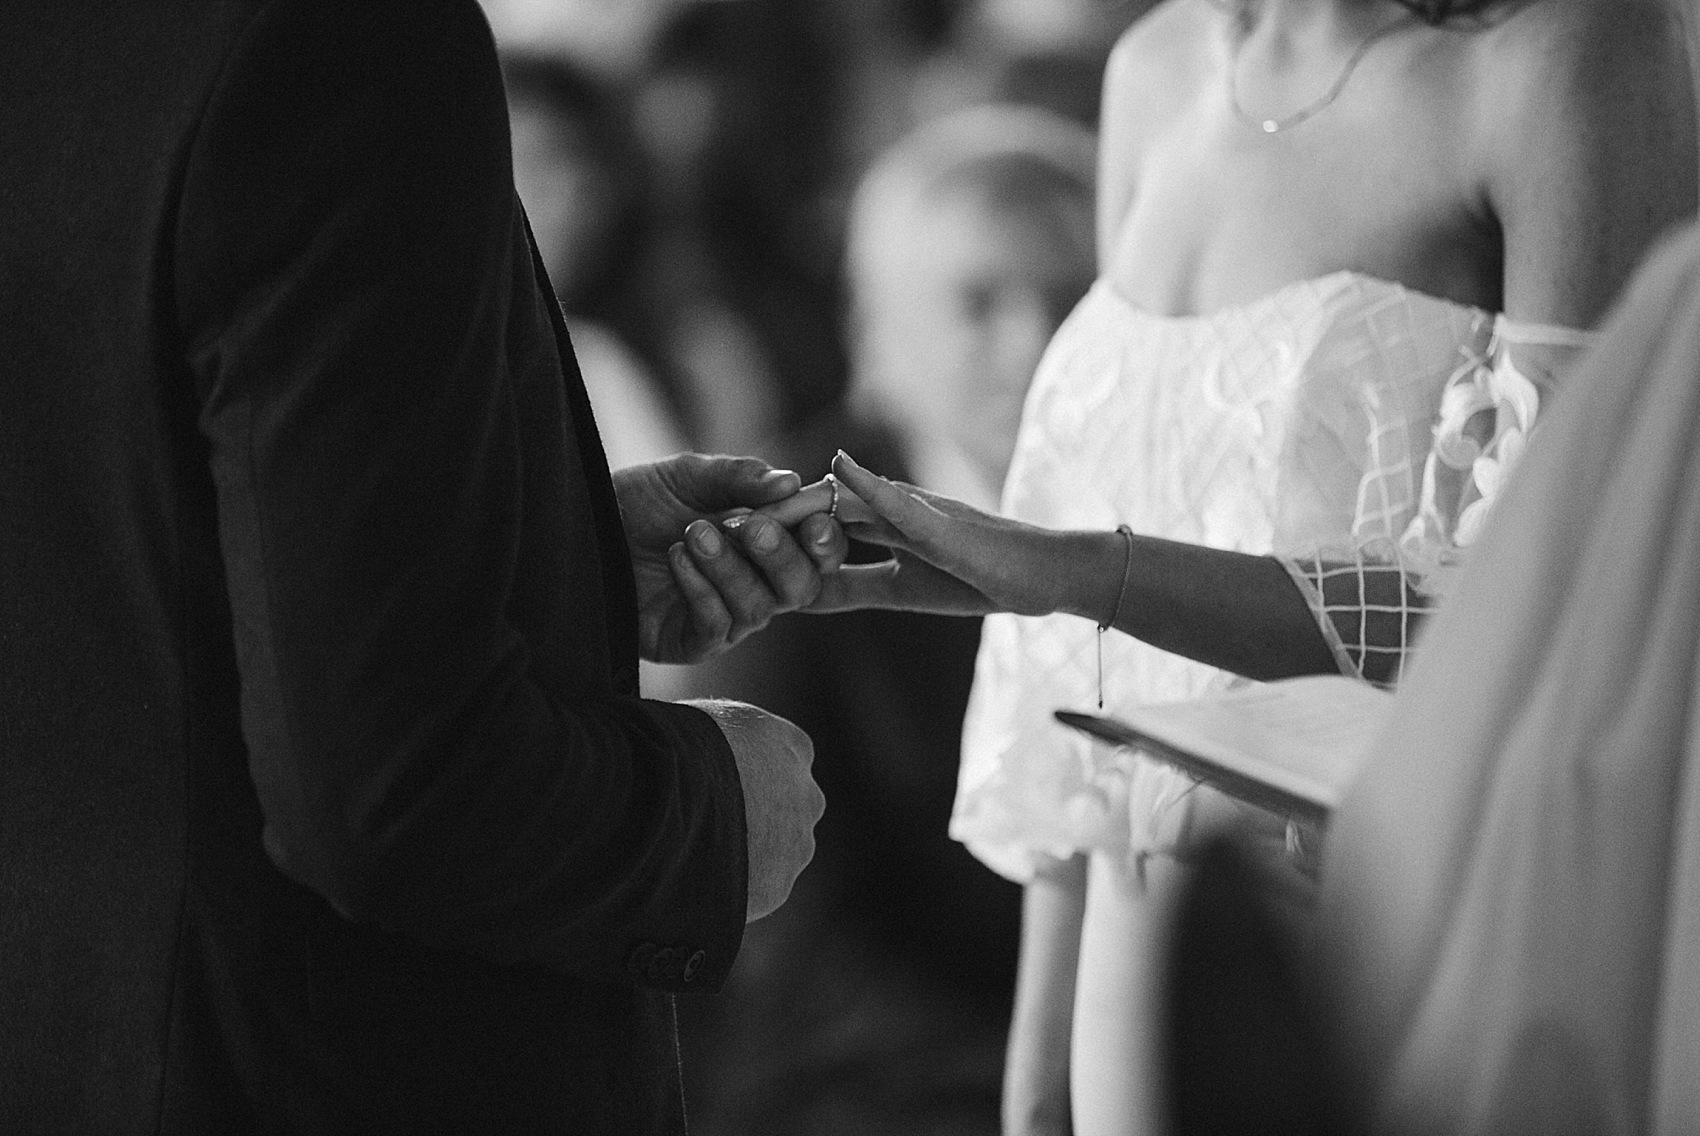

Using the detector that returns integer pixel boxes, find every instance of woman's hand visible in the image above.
[753,451,1087,619]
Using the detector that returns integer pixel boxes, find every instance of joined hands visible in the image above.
[749,451,1076,620]
[620,448,1092,664]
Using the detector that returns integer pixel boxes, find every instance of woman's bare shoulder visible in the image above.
[1102,0,1221,125]
[1095,1,1225,260]
[1462,0,1691,128]
[1464,0,1697,327]
[1468,0,1695,202]
[1109,0,1220,81]
[1098,1,1221,175]
[1475,0,1681,51]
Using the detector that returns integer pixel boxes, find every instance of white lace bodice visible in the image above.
[953,272,1588,882]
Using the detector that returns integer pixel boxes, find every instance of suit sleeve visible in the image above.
[172,0,747,991]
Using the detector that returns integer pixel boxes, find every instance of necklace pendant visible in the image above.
[1228,11,1412,138]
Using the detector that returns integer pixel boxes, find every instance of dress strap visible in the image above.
[1492,315,1595,349]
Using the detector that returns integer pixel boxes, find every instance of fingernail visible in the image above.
[745,516,781,553]
[759,468,797,487]
[835,449,860,470]
[692,522,723,556]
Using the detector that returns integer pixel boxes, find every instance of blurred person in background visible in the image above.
[911,0,1153,126]
[479,0,683,80]
[502,49,689,473]
[817,0,1148,221]
[503,48,704,702]
[622,0,851,456]
[676,103,1099,1136]
[843,104,1101,513]
[811,0,960,171]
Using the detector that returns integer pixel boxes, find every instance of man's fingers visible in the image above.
[757,478,836,528]
[720,512,822,610]
[738,463,802,506]
[683,454,800,511]
[668,540,732,654]
[683,518,780,639]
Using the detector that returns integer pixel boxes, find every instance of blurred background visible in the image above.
[483,1,1152,1131]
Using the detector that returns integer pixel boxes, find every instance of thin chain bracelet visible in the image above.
[1098,525,1136,710]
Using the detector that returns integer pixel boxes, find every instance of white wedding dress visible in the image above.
[953,270,1589,882]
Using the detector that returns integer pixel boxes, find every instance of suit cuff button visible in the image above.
[682,949,707,982]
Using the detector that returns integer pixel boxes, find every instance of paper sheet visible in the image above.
[1056,675,1393,822]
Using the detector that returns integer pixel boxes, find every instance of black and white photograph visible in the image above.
[4,0,1698,1132]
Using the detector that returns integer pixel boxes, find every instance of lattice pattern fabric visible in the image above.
[1281,321,1593,687]
[953,273,1589,882]
[1280,543,1421,688]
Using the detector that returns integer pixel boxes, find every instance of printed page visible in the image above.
[1056,675,1393,822]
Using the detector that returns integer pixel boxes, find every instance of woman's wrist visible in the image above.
[1049,528,1139,627]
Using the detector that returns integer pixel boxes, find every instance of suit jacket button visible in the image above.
[682,949,706,982]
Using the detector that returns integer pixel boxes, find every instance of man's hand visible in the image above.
[613,454,848,664]
[684,699,823,922]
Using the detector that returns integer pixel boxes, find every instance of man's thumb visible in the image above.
[743,463,802,504]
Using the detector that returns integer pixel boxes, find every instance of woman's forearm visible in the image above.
[809,457,1413,680]
[1042,529,1341,681]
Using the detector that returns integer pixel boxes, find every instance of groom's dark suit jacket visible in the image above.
[0,1,748,1131]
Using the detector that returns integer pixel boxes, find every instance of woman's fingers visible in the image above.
[742,471,898,548]
[830,451,938,537]
[727,453,948,567]
[750,473,881,527]
[803,560,891,614]
[825,479,879,527]
[755,478,836,528]
[805,555,995,617]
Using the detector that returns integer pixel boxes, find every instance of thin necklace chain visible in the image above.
[1227,8,1410,134]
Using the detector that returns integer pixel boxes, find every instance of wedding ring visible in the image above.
[826,473,840,520]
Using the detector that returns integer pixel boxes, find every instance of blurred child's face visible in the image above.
[869,190,1094,488]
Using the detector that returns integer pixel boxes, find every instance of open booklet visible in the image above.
[1055,675,1395,828]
